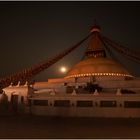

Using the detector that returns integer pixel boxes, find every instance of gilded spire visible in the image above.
[90,20,101,33]
[85,20,106,58]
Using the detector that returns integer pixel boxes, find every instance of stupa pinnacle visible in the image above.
[66,23,132,79]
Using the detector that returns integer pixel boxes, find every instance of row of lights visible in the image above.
[66,73,132,78]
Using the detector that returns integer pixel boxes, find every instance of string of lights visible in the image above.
[0,32,92,91]
[102,35,140,63]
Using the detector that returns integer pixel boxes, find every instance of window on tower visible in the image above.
[100,100,117,107]
[76,100,93,107]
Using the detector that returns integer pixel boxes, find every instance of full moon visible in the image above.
[60,67,67,73]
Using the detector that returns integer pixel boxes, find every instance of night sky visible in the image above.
[0,1,140,81]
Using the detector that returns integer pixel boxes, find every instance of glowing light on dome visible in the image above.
[65,72,133,78]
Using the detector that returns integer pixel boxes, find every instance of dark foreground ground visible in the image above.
[0,114,140,139]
